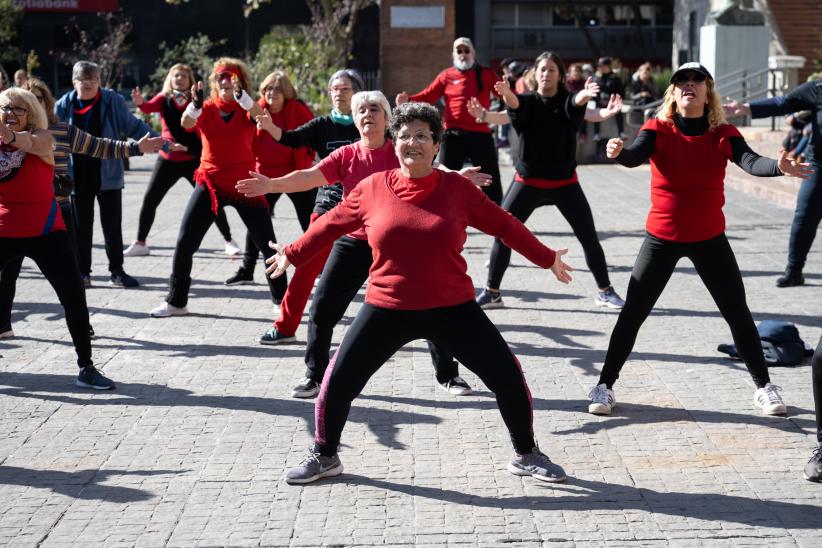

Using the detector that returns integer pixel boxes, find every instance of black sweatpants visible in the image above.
[166,184,287,307]
[0,201,81,330]
[598,232,770,388]
[72,188,124,275]
[0,230,92,367]
[304,236,458,383]
[487,181,611,289]
[812,336,822,443]
[314,300,535,456]
[136,157,232,243]
[438,130,502,205]
[241,188,317,273]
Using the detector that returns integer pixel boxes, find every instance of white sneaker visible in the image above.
[754,383,787,415]
[149,302,189,318]
[124,241,149,257]
[588,383,616,415]
[224,240,242,256]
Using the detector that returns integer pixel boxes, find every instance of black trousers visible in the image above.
[304,236,458,383]
[72,188,125,275]
[487,181,611,289]
[314,300,536,456]
[598,232,770,388]
[241,188,316,273]
[438,130,502,205]
[137,157,232,243]
[0,230,92,367]
[166,184,287,307]
[813,336,822,443]
[787,161,821,272]
[0,201,83,330]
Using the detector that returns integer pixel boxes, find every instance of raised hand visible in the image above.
[603,94,623,116]
[191,81,205,109]
[131,86,144,106]
[466,96,485,120]
[395,91,409,105]
[550,248,574,284]
[580,77,600,100]
[236,171,273,197]
[264,241,291,279]
[722,97,749,117]
[256,111,275,133]
[605,137,624,159]
[458,165,492,187]
[137,132,163,154]
[777,149,815,179]
[494,79,511,97]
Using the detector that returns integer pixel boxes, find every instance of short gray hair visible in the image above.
[328,69,364,92]
[351,90,391,120]
[72,61,101,82]
[389,102,443,144]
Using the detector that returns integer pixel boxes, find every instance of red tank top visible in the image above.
[0,148,64,238]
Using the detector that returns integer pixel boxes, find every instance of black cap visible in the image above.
[597,56,612,66]
[670,62,713,83]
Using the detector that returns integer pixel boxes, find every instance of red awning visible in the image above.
[16,0,120,12]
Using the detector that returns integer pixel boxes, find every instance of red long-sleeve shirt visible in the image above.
[285,169,557,310]
[253,98,315,178]
[409,66,498,133]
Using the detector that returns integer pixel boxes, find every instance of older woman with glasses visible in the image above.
[0,88,115,389]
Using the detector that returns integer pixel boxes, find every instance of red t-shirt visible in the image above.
[642,118,741,242]
[192,101,267,213]
[316,139,398,239]
[285,169,557,310]
[139,93,197,162]
[254,99,315,178]
[0,149,64,238]
[410,65,498,133]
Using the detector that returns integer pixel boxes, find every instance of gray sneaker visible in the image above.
[507,446,566,482]
[285,448,343,485]
[804,444,822,482]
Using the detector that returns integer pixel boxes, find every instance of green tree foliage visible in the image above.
[147,33,227,93]
[0,0,22,68]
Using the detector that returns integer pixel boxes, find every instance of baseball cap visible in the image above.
[670,62,713,83]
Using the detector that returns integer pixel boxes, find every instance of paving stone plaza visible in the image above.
[0,154,820,546]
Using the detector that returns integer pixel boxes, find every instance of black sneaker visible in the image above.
[292,377,320,398]
[82,275,91,288]
[259,328,296,346]
[88,324,95,339]
[225,268,254,286]
[75,366,115,390]
[110,270,139,288]
[476,288,504,309]
[805,444,822,482]
[776,267,804,288]
[508,446,567,482]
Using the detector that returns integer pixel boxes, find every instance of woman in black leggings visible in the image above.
[474,52,625,310]
[265,102,574,485]
[127,63,238,258]
[588,62,812,418]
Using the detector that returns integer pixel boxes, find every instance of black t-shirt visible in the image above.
[507,89,586,180]
[750,81,822,163]
[72,98,103,194]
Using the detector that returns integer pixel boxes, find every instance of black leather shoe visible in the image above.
[776,268,804,288]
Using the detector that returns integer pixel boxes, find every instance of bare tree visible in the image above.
[59,12,133,89]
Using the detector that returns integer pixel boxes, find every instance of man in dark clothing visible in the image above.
[592,57,626,141]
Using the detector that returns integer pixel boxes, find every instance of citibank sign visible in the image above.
[15,0,119,11]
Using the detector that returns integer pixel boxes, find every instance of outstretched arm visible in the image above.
[731,137,814,178]
[236,165,330,196]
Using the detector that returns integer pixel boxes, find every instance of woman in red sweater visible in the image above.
[225,70,315,286]
[149,58,287,318]
[0,88,113,389]
[262,102,574,485]
[127,63,238,258]
[588,63,813,417]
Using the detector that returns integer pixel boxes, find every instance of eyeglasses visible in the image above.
[329,86,353,94]
[673,72,707,84]
[263,86,283,94]
[455,47,471,54]
[0,105,27,116]
[397,131,433,144]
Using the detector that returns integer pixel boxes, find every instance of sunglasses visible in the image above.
[455,47,471,54]
[673,72,707,84]
[215,71,236,82]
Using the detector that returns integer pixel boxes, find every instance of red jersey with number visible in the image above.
[0,148,64,238]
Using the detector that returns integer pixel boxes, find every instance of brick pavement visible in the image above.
[0,153,820,547]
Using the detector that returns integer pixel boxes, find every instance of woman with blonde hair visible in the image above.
[149,57,287,318]
[0,88,114,389]
[127,63,238,258]
[224,70,315,286]
[586,63,813,417]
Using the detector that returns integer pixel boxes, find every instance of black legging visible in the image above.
[598,232,770,388]
[136,157,232,243]
[304,236,458,384]
[165,184,287,307]
[0,201,82,330]
[787,161,821,272]
[487,181,611,289]
[438,130,502,205]
[314,300,535,456]
[72,188,124,275]
[241,188,317,273]
[812,335,822,443]
[0,230,92,367]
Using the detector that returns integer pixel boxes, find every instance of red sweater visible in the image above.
[285,169,557,310]
[253,99,315,178]
[0,149,64,238]
[643,118,741,242]
[409,65,498,133]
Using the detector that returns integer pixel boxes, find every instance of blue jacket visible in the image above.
[54,88,155,191]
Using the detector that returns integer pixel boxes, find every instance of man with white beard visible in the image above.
[396,37,502,204]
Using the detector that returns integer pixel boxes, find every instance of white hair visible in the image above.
[351,90,391,120]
